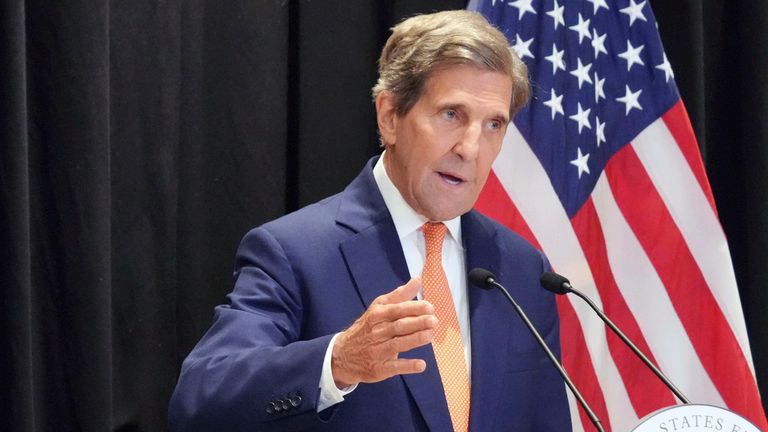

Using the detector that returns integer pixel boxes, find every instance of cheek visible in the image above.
[477,144,501,175]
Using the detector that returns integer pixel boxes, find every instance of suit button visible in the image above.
[280,399,290,411]
[265,402,276,415]
[273,401,283,413]
[289,395,302,407]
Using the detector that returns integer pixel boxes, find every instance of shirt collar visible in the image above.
[373,152,463,246]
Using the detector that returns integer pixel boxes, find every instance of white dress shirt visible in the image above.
[317,153,472,411]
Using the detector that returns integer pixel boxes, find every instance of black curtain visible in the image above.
[1,1,765,431]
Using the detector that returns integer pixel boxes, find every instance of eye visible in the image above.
[441,109,457,121]
[487,119,503,131]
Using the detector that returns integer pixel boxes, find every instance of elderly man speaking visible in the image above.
[169,10,572,432]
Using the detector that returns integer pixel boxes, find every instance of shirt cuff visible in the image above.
[317,333,358,412]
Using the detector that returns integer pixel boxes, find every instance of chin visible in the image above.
[423,204,472,222]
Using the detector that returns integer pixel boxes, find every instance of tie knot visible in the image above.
[422,222,447,254]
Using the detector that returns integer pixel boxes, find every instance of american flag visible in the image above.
[467,0,768,430]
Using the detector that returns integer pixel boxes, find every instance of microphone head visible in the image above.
[540,271,572,295]
[468,267,497,290]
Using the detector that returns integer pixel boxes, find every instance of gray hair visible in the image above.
[372,10,530,118]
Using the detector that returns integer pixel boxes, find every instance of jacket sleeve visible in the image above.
[168,227,338,432]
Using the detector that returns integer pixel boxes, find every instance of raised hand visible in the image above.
[331,277,438,388]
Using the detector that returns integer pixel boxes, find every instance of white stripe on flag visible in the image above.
[632,120,756,374]
[494,125,639,430]
[565,385,586,432]
[591,172,725,406]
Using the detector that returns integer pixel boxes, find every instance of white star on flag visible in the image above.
[569,102,592,133]
[618,41,645,71]
[569,13,592,44]
[546,0,565,29]
[570,147,590,178]
[545,44,566,74]
[570,58,593,89]
[592,29,608,58]
[656,53,675,82]
[595,116,606,147]
[512,34,535,60]
[508,0,536,19]
[587,0,610,14]
[620,0,648,27]
[616,84,643,114]
[543,89,565,119]
[594,72,606,102]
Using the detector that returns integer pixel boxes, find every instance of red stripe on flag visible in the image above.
[571,199,677,416]
[475,171,539,248]
[476,171,613,431]
[604,146,768,429]
[557,297,613,432]
[661,101,718,215]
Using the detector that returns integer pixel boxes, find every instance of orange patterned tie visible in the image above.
[421,222,470,432]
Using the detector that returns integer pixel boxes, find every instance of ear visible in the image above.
[375,91,398,146]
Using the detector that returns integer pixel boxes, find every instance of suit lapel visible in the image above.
[337,158,453,432]
[463,212,511,432]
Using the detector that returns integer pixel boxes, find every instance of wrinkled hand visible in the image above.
[332,277,437,388]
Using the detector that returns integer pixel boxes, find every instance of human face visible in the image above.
[379,65,513,221]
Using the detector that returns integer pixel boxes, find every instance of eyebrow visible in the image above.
[439,102,510,124]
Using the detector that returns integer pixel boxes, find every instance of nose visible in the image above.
[453,122,482,161]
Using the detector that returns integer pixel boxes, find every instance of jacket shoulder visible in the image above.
[467,209,542,257]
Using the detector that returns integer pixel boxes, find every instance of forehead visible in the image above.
[419,65,513,115]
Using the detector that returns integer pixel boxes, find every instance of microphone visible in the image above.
[469,268,606,432]
[540,271,690,404]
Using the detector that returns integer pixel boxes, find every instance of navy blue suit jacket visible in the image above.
[168,157,571,431]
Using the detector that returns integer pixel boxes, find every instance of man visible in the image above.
[169,10,571,431]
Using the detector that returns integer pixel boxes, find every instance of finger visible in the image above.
[369,300,434,325]
[383,328,434,355]
[372,314,438,339]
[377,358,427,379]
[375,277,422,306]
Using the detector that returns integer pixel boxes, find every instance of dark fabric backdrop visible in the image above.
[1,1,765,431]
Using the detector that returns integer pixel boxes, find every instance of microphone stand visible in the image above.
[565,284,690,405]
[485,276,606,432]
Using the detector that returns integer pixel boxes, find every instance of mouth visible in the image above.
[438,171,466,186]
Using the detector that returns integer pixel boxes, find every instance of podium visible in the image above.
[632,404,762,431]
